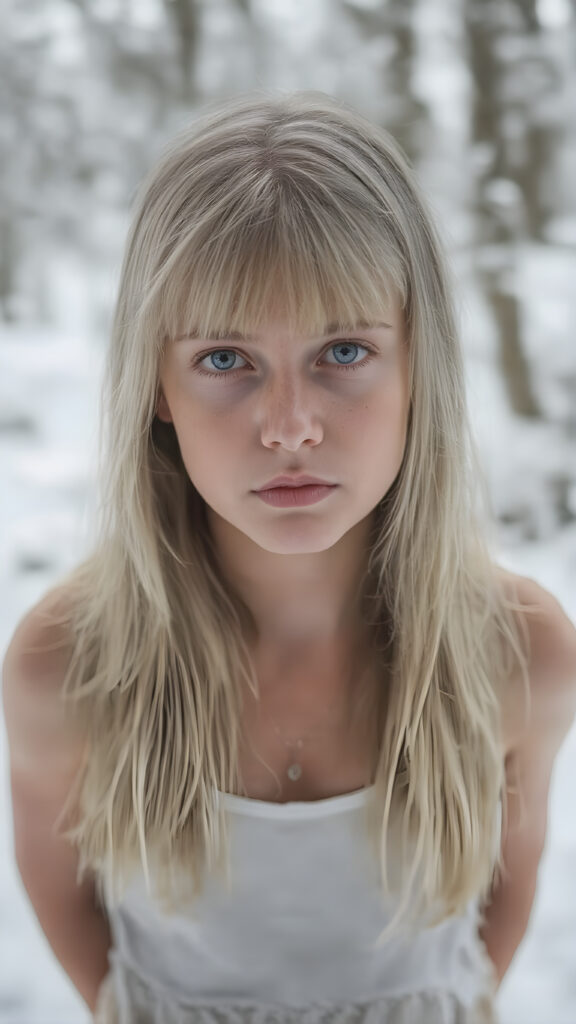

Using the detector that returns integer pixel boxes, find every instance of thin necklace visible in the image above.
[269,721,330,782]
[271,725,306,781]
[254,647,377,783]
[266,684,366,783]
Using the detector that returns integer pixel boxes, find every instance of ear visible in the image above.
[156,389,173,424]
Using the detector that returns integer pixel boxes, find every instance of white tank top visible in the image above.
[95,785,499,1023]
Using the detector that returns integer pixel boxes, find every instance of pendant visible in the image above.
[287,762,302,781]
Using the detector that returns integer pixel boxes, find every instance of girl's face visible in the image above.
[157,297,410,556]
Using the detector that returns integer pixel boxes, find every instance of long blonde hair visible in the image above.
[47,90,532,941]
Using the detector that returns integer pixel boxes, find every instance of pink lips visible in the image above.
[255,474,335,491]
[254,481,338,508]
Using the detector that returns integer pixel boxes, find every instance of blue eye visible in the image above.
[193,341,374,379]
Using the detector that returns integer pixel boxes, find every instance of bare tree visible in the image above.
[163,0,201,102]
[465,0,567,418]
[340,0,427,163]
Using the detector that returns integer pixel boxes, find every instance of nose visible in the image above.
[258,373,324,450]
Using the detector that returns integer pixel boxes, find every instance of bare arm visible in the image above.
[479,846,540,990]
[480,580,576,988]
[2,593,113,1015]
[9,767,113,1014]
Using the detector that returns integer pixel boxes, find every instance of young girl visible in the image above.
[3,91,576,1024]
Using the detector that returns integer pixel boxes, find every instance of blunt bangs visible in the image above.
[139,145,409,351]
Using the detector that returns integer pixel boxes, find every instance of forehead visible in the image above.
[162,273,405,348]
[174,317,395,345]
[158,214,406,347]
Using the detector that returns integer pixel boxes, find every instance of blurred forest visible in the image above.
[1,3,576,1022]
[1,0,575,548]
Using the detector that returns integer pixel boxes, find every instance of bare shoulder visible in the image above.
[495,566,576,679]
[494,565,576,754]
[1,584,87,779]
[2,584,76,702]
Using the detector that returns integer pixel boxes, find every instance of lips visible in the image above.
[256,475,335,490]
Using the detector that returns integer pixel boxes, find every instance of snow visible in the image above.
[1,0,575,1015]
[1,256,575,1022]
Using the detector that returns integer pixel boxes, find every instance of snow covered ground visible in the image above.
[0,258,575,1022]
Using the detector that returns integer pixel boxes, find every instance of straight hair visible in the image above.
[46,91,534,943]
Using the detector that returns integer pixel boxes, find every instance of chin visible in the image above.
[249,523,355,556]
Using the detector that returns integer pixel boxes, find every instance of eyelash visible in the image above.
[191,341,376,380]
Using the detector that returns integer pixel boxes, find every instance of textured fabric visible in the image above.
[94,964,498,1023]
[93,785,500,1023]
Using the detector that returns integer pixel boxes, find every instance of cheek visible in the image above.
[359,384,408,432]
[357,390,410,468]
[379,369,410,426]
[172,411,234,480]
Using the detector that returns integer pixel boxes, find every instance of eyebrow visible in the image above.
[175,321,392,343]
